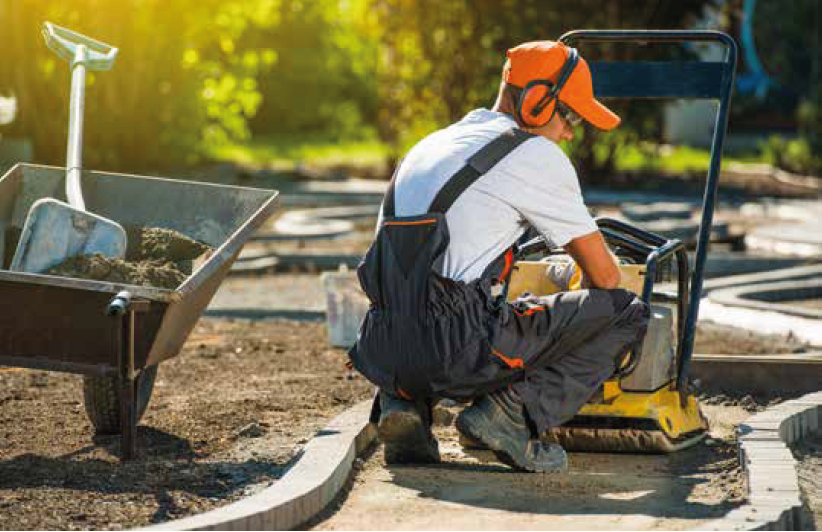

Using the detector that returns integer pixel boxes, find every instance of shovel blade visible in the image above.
[10,198,127,274]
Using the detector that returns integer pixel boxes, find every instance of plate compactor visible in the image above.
[503,30,737,453]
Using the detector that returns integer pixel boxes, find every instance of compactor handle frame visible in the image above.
[513,219,689,380]
[558,30,737,398]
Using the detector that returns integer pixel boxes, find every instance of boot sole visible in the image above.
[456,411,566,473]
[378,409,440,464]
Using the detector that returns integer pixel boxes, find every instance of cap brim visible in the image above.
[564,95,620,131]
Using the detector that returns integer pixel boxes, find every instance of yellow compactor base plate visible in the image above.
[542,381,709,453]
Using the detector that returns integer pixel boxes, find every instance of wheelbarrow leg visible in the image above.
[107,291,149,461]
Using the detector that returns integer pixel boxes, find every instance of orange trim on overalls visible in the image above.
[513,305,546,317]
[383,219,437,226]
[499,247,514,282]
[491,348,525,369]
[396,388,413,400]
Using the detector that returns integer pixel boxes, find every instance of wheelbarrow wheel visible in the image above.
[82,365,159,435]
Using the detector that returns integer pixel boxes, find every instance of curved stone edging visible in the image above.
[134,400,376,531]
[693,391,821,531]
[708,278,822,320]
[702,263,822,295]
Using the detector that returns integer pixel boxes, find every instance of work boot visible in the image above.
[377,392,440,464]
[456,389,568,473]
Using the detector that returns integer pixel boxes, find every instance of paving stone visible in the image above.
[742,446,796,463]
[740,439,791,449]
[742,421,782,433]
[271,499,296,531]
[304,486,323,525]
[249,513,266,531]
[720,505,785,530]
[739,431,782,444]
[806,406,820,433]
[691,518,769,531]
[799,405,820,436]
[797,391,822,404]
[780,406,817,442]
[748,472,801,495]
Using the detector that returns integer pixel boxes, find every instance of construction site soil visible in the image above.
[0,319,372,531]
[0,314,804,531]
[794,432,822,529]
[311,401,752,531]
[2,226,211,289]
[43,227,211,289]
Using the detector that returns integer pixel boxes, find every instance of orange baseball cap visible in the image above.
[504,41,620,130]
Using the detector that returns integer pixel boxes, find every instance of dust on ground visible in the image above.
[0,318,372,531]
[43,227,211,289]
[310,401,751,531]
[694,320,813,354]
[793,432,822,529]
[781,298,822,310]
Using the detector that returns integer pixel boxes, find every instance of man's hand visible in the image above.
[563,231,621,289]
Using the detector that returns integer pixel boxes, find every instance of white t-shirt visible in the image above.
[382,108,597,283]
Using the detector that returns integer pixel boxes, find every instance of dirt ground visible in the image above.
[310,402,752,531]
[794,432,822,529]
[0,310,810,530]
[0,318,372,531]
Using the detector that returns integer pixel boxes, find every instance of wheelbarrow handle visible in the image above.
[106,291,133,317]
[42,22,118,70]
[560,29,736,51]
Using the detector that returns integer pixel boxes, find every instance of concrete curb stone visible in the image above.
[133,400,377,531]
[692,391,821,531]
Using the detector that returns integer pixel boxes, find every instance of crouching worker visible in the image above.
[349,41,650,472]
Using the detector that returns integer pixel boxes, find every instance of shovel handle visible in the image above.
[43,23,118,210]
[42,22,118,70]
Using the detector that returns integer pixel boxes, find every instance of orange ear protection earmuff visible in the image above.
[515,47,579,128]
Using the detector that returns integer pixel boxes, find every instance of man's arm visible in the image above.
[563,230,621,289]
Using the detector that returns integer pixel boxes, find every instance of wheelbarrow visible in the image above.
[0,163,278,459]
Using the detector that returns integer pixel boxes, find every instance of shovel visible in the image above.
[10,22,126,274]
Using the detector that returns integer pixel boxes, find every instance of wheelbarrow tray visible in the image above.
[0,163,279,376]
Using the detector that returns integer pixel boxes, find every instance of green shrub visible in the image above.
[0,0,280,172]
[761,135,821,175]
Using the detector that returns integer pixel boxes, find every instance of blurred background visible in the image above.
[0,0,819,184]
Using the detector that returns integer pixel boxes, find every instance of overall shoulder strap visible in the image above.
[429,127,534,213]
[381,127,534,218]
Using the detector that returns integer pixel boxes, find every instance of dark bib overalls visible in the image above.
[350,128,650,435]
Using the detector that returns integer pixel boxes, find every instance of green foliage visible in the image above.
[761,135,821,175]
[0,0,280,171]
[247,0,379,141]
[367,0,714,176]
[206,131,388,169]
[726,0,820,176]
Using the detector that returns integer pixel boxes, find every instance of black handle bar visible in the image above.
[560,29,736,49]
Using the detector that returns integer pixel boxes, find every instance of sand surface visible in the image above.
[310,403,750,531]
